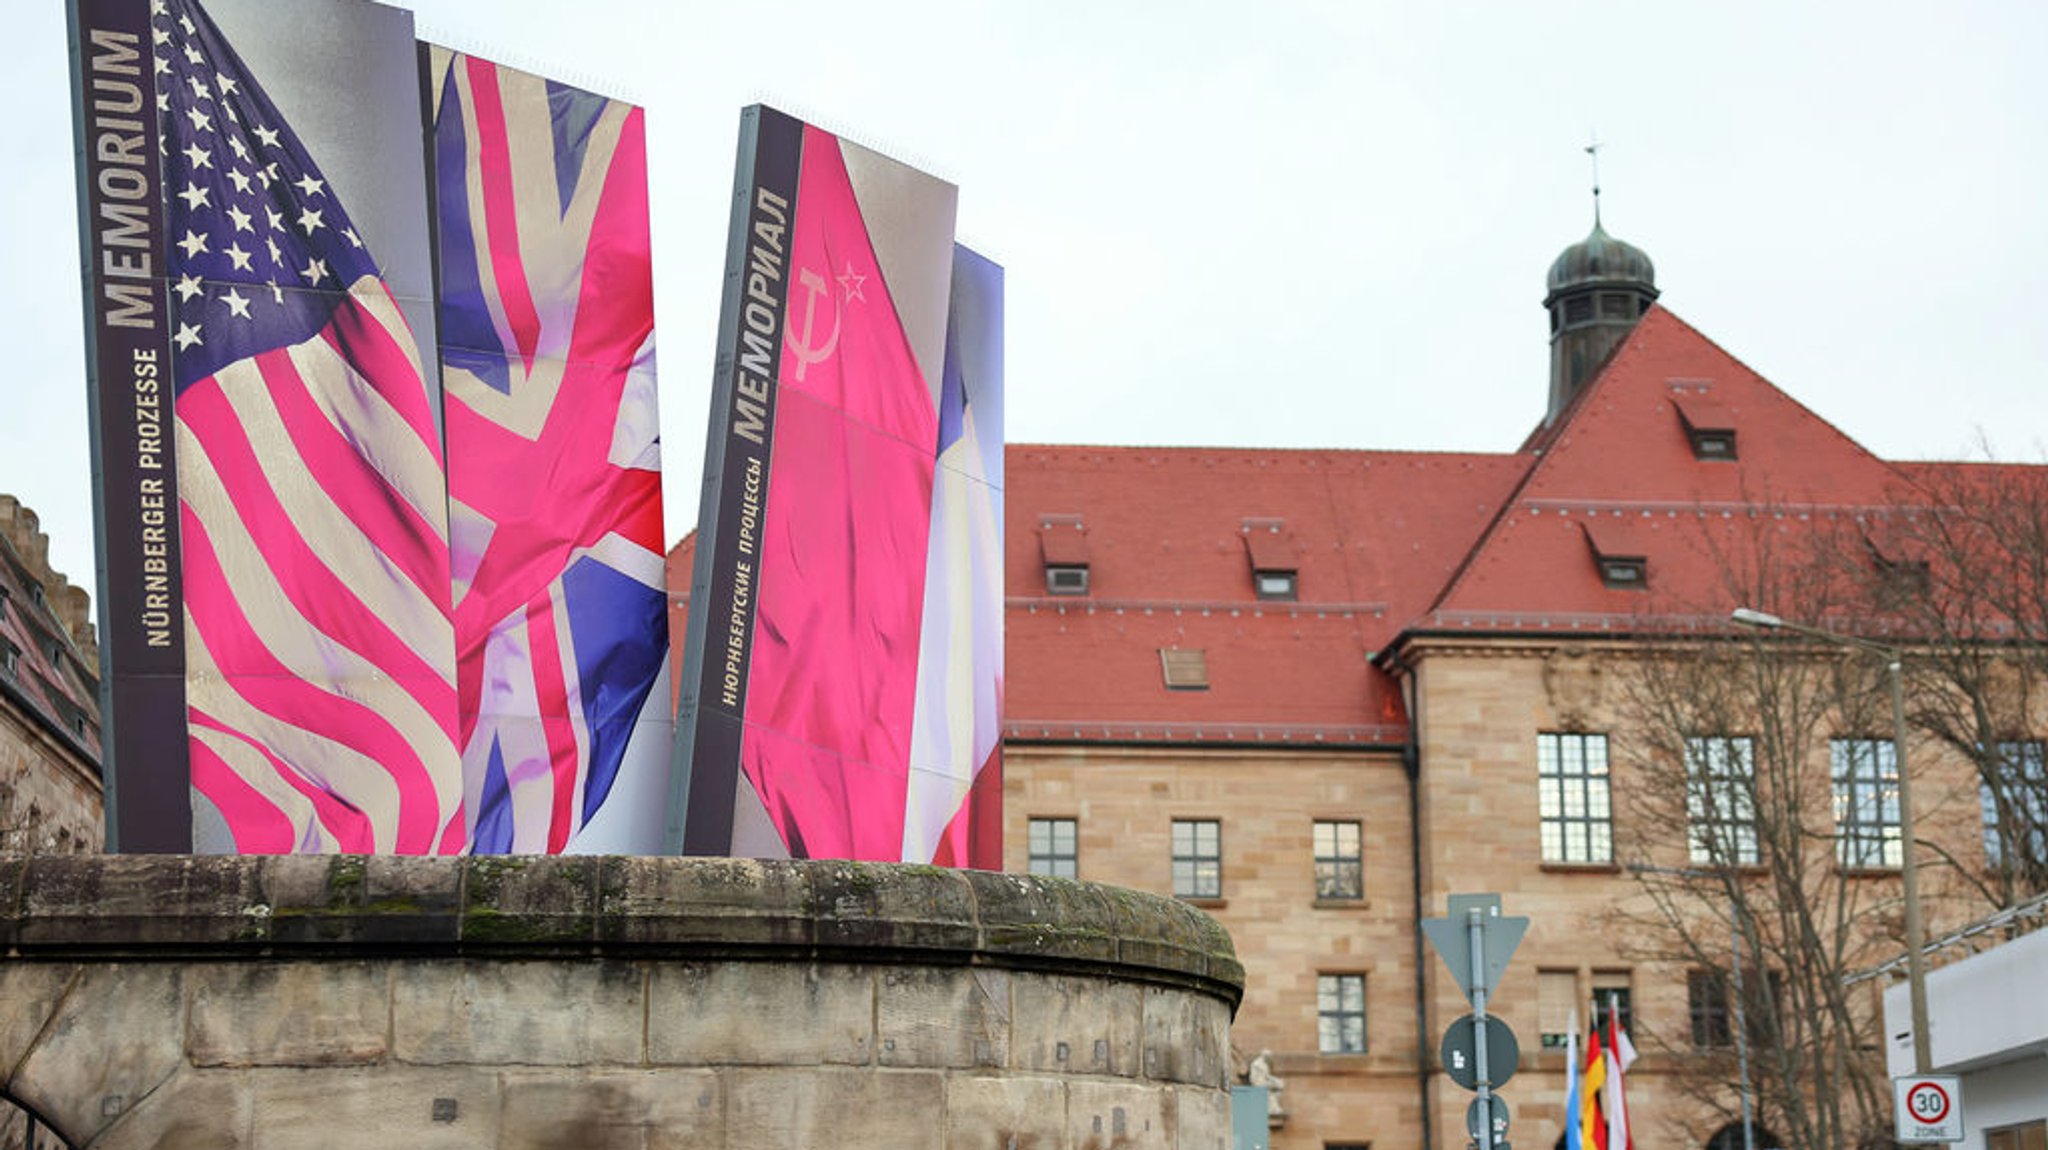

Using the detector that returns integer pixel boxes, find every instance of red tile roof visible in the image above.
[1003,446,1525,744]
[666,305,2029,747]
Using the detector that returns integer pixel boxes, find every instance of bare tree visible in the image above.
[1604,515,1901,1150]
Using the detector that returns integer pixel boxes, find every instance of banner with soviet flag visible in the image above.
[673,106,1003,866]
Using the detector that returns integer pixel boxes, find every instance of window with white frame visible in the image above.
[1317,973,1366,1054]
[1686,736,1758,866]
[1538,732,1613,863]
[1313,820,1363,899]
[1027,817,1077,878]
[1832,738,1902,868]
[1172,818,1222,899]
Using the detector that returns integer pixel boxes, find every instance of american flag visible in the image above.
[157,0,463,853]
[427,50,668,854]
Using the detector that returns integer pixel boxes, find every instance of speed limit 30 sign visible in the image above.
[1894,1075,1964,1143]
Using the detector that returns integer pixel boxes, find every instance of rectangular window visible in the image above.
[1172,818,1222,899]
[1538,969,1578,1049]
[1538,733,1613,863]
[1981,740,2048,872]
[1986,1120,2048,1150]
[1686,736,1758,866]
[1689,969,1733,1048]
[1027,817,1077,878]
[1832,738,1902,868]
[1317,973,1366,1054]
[1590,971,1632,1037]
[1313,820,1363,899]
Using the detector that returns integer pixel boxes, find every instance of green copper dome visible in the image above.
[1545,219,1656,298]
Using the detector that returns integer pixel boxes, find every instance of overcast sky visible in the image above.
[10,0,2047,607]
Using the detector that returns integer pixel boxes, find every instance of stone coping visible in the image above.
[0,855,1242,1008]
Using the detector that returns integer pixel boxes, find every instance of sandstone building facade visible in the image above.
[0,495,102,856]
[997,219,2034,1150]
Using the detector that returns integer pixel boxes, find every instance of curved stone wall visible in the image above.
[0,855,1243,1149]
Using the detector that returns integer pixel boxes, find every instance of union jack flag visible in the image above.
[157,0,462,852]
[427,50,668,854]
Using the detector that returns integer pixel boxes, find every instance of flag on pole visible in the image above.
[1603,994,1638,1150]
[1580,1018,1609,1150]
[1564,1008,1583,1150]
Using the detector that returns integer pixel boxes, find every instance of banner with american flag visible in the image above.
[69,0,670,853]
[153,0,462,852]
[426,49,669,855]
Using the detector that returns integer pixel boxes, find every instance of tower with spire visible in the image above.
[1543,143,1659,425]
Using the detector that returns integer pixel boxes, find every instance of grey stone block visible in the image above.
[188,960,389,1067]
[1172,1085,1230,1150]
[964,870,1120,965]
[498,1068,723,1150]
[17,854,267,950]
[93,1069,253,1150]
[810,861,980,954]
[944,1073,1068,1150]
[11,963,185,1147]
[1140,987,1225,1087]
[878,966,1010,1069]
[597,855,815,951]
[243,1065,501,1150]
[1010,972,1142,1079]
[462,855,602,948]
[0,962,76,1082]
[649,961,872,1067]
[726,1067,945,1150]
[394,959,644,1066]
[1069,1078,1172,1150]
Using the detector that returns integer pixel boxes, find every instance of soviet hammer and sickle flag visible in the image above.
[673,107,1004,866]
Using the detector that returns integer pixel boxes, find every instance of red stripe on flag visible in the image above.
[188,729,300,853]
[525,592,581,852]
[190,710,378,853]
[320,285,445,461]
[181,369,458,729]
[464,56,543,372]
[182,509,446,852]
[265,335,452,607]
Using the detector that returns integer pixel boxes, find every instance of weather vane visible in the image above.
[1585,133,1603,225]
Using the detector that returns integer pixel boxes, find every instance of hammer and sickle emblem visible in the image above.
[786,268,842,381]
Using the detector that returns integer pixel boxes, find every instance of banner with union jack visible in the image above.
[427,50,669,855]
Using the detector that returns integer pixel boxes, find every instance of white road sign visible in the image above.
[1894,1075,1964,1143]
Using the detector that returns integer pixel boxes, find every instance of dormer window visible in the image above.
[1,641,17,676]
[1672,394,1737,461]
[1046,565,1090,596]
[1254,571,1298,601]
[1038,515,1091,598]
[1242,518,1299,602]
[28,582,45,608]
[70,710,89,738]
[1599,556,1648,587]
[1582,521,1649,590]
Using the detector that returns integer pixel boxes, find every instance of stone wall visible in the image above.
[0,856,1243,1150]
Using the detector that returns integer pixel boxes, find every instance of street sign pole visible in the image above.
[1469,905,1495,1150]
